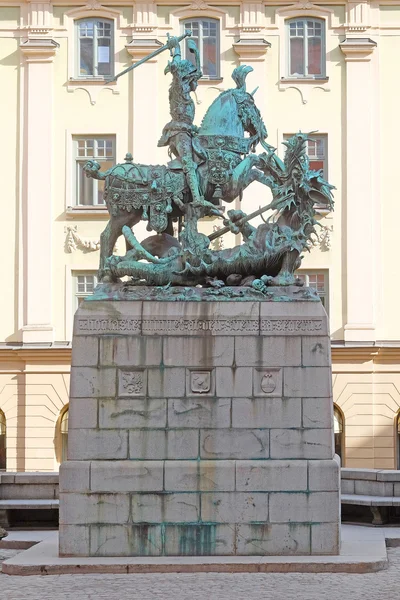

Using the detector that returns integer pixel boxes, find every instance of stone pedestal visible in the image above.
[59,294,340,557]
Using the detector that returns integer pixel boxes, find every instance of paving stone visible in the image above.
[129,429,199,459]
[284,367,332,397]
[201,492,269,523]
[91,461,163,493]
[100,336,162,367]
[235,336,301,367]
[148,368,186,397]
[164,524,236,555]
[70,367,116,398]
[236,523,311,555]
[216,367,252,397]
[236,460,307,492]
[59,493,130,525]
[232,397,301,429]
[68,430,128,460]
[270,429,333,459]
[163,337,234,367]
[99,398,167,429]
[164,461,235,492]
[200,429,269,459]
[269,492,340,523]
[168,398,231,429]
[131,493,200,523]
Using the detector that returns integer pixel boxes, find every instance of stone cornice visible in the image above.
[233,38,271,61]
[339,37,377,61]
[20,38,59,62]
[126,38,163,61]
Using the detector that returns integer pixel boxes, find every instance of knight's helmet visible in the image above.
[164,37,202,82]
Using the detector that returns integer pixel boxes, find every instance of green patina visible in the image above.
[84,33,334,297]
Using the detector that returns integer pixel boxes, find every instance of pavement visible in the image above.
[0,527,399,600]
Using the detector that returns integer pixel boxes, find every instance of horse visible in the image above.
[83,66,275,281]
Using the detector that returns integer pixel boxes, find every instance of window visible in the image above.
[296,270,329,312]
[60,408,69,463]
[287,18,325,78]
[334,405,344,463]
[284,134,328,179]
[0,410,5,471]
[74,136,115,206]
[74,272,98,309]
[182,19,220,78]
[76,18,114,77]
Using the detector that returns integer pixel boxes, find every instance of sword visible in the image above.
[104,31,192,83]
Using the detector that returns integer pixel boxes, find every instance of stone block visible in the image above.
[71,336,99,367]
[99,398,166,429]
[253,368,283,397]
[232,397,301,429]
[201,492,269,523]
[164,524,235,556]
[118,369,147,397]
[168,398,231,429]
[200,429,269,459]
[59,493,130,525]
[308,456,340,492]
[74,301,142,336]
[100,336,162,367]
[394,483,400,496]
[354,480,394,496]
[164,460,235,492]
[259,302,328,337]
[147,367,186,397]
[311,523,340,554]
[302,398,333,428]
[377,470,400,482]
[341,468,378,480]
[236,524,311,555]
[284,367,332,397]
[90,525,131,556]
[341,479,355,494]
[13,473,59,485]
[142,301,260,336]
[68,398,98,430]
[270,429,333,459]
[302,337,331,367]
[91,461,163,493]
[269,492,340,523]
[236,460,307,492]
[68,430,128,460]
[70,367,116,398]
[59,462,90,493]
[186,369,215,396]
[131,493,200,523]
[59,525,90,556]
[215,367,252,397]
[0,484,57,500]
[129,429,199,459]
[130,524,164,556]
[235,336,301,367]
[163,337,234,367]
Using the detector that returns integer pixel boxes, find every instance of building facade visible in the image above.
[1,0,400,471]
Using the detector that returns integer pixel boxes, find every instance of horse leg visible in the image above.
[223,156,275,202]
[269,250,301,286]
[99,212,141,281]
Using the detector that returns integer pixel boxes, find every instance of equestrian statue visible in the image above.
[84,32,334,294]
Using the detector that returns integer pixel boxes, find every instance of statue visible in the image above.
[84,33,334,297]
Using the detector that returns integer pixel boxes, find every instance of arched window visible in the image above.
[60,408,69,463]
[0,410,6,471]
[397,413,400,469]
[181,19,220,78]
[334,405,344,463]
[287,18,325,78]
[76,18,114,78]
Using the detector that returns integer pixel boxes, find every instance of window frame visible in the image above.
[333,405,344,465]
[181,18,221,79]
[73,135,115,207]
[0,410,6,471]
[296,269,329,314]
[73,271,98,311]
[75,17,114,79]
[286,17,326,79]
[60,406,69,463]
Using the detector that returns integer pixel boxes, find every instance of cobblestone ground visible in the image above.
[1,548,399,600]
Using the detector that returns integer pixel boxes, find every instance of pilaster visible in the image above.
[126,39,162,163]
[20,39,59,344]
[340,38,378,343]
